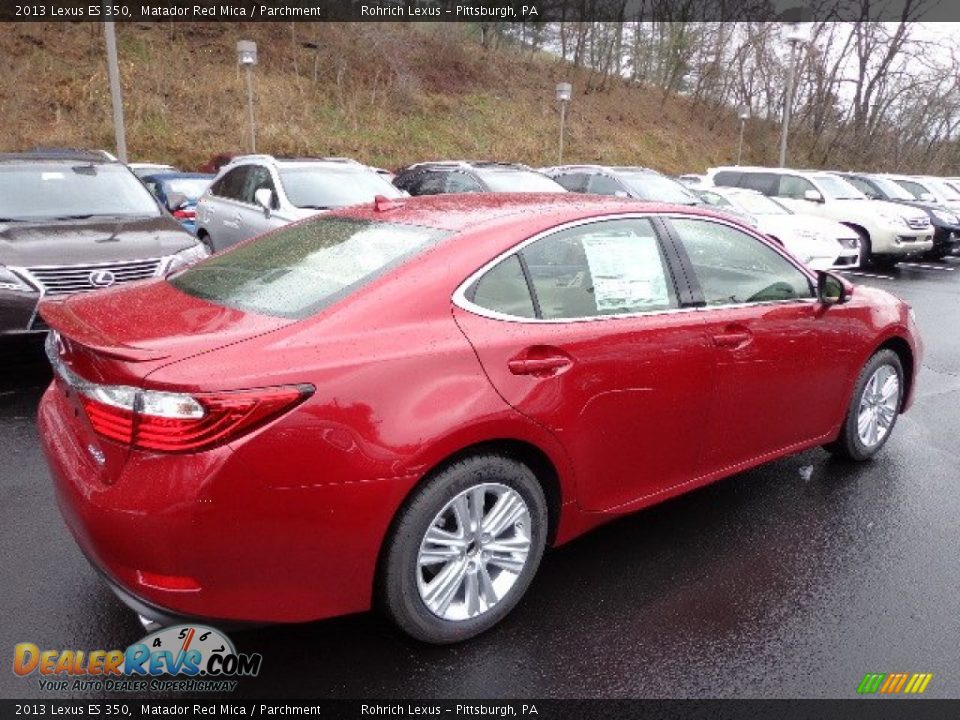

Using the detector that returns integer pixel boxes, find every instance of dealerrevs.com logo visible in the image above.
[857,672,934,695]
[13,625,262,693]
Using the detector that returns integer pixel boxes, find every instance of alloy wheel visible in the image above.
[856,364,901,448]
[416,483,532,621]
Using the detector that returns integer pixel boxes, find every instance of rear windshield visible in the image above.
[278,167,404,209]
[169,216,449,319]
[0,163,160,221]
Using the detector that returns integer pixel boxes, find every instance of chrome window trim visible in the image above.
[452,212,818,325]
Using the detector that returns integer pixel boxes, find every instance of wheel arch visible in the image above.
[875,335,915,411]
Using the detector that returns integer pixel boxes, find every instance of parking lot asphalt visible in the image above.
[2,257,959,700]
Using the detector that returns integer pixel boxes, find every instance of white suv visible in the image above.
[195,156,404,251]
[708,166,933,266]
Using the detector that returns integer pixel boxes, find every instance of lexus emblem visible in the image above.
[88,270,116,287]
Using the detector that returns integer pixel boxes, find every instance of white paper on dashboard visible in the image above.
[581,233,668,312]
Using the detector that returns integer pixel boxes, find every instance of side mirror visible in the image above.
[254,188,274,217]
[165,191,187,213]
[803,189,824,203]
[817,270,850,305]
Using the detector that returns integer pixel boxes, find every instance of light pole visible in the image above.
[736,105,750,165]
[103,21,127,162]
[778,22,810,168]
[237,40,258,154]
[556,82,572,165]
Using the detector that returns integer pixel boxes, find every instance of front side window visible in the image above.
[587,174,626,196]
[776,174,817,199]
[739,173,779,195]
[0,163,160,221]
[242,166,277,206]
[520,218,676,319]
[552,173,588,192]
[893,178,930,200]
[670,218,813,306]
[170,217,449,319]
[210,167,249,201]
[446,172,483,193]
[812,174,864,200]
[409,172,449,196]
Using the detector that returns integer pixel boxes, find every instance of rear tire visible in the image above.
[825,349,904,461]
[379,454,547,644]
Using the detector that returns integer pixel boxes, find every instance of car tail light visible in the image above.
[77,384,310,453]
[173,208,196,220]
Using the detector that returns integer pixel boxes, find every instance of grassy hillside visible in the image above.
[1,22,784,174]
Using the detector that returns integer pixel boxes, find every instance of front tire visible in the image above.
[826,349,904,461]
[379,454,547,644]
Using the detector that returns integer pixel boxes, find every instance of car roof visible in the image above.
[0,150,117,164]
[226,155,365,169]
[333,192,735,233]
[141,172,214,181]
[400,161,535,173]
[543,164,655,175]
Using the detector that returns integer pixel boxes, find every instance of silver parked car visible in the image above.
[195,155,405,252]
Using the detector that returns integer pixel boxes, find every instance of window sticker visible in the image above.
[581,232,669,313]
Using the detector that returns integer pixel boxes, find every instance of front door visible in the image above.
[666,216,851,472]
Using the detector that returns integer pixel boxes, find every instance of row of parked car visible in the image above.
[0,147,956,341]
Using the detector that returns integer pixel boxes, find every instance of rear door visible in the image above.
[665,216,850,471]
[235,164,286,241]
[453,215,716,512]
[201,166,250,250]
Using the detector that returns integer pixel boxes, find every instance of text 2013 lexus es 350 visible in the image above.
[39,193,921,643]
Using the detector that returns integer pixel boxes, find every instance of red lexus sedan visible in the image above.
[38,193,921,644]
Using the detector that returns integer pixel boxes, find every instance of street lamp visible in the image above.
[778,22,810,168]
[556,82,572,165]
[103,21,127,162]
[736,105,750,165]
[237,40,258,154]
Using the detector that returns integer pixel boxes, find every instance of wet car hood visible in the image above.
[0,215,198,267]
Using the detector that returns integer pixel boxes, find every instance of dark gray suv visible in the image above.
[0,150,207,337]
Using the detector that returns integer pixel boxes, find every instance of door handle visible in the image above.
[507,348,573,377]
[712,326,752,349]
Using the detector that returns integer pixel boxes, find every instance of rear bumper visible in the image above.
[38,383,419,625]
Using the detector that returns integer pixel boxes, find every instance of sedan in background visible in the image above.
[0,150,207,339]
[543,164,756,226]
[141,172,214,234]
[393,161,566,195]
[695,186,860,270]
[39,194,920,644]
[195,155,405,251]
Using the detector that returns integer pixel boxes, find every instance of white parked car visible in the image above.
[695,187,860,270]
[708,166,933,266]
[887,175,960,216]
[195,155,406,252]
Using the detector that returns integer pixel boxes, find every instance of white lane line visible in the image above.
[839,271,896,280]
[898,262,955,271]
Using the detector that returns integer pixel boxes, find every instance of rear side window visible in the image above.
[468,255,535,318]
[523,219,676,318]
[446,172,483,193]
[740,173,779,195]
[713,171,743,187]
[170,217,449,319]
